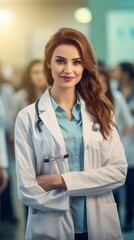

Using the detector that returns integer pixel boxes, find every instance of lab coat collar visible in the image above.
[38,88,86,112]
[38,88,66,153]
[38,87,52,112]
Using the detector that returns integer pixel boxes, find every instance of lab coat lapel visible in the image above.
[38,89,66,154]
[79,95,93,142]
[79,95,93,169]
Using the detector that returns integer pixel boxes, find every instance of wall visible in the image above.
[88,0,134,64]
[0,0,87,68]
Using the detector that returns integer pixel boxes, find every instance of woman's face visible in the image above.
[48,44,84,89]
[112,66,123,82]
[30,63,46,88]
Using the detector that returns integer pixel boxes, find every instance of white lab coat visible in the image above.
[15,89,127,240]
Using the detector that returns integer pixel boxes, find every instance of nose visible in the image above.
[64,63,72,74]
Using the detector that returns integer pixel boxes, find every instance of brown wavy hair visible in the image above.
[43,28,115,139]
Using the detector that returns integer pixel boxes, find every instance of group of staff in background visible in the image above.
[0,59,47,223]
[98,61,134,232]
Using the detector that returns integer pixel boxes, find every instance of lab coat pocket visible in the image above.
[100,203,123,240]
[26,210,60,240]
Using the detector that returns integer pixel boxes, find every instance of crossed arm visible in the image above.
[36,174,66,191]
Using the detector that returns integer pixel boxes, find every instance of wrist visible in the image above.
[54,174,66,189]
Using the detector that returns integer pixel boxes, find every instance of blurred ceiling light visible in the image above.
[0,10,14,25]
[74,7,92,24]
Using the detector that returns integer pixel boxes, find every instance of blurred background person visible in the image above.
[0,62,18,224]
[99,66,134,231]
[98,66,133,223]
[11,59,47,122]
[113,63,134,116]
[0,96,8,193]
[98,65,133,138]
[0,95,8,240]
[112,62,134,232]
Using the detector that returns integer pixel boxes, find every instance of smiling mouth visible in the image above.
[60,76,75,81]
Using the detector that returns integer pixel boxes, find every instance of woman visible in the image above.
[11,59,47,121]
[113,62,134,232]
[0,63,17,223]
[15,28,127,240]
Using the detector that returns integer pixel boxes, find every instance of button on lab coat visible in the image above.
[15,89,127,240]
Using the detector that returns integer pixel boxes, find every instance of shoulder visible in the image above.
[16,102,36,125]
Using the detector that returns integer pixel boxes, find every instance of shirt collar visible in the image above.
[50,96,59,111]
[50,95,81,112]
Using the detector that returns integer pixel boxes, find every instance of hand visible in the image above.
[0,168,8,193]
[36,174,66,192]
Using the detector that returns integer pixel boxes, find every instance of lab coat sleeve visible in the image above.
[62,126,128,196]
[15,110,69,212]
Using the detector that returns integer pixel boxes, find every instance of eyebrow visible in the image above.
[55,56,82,60]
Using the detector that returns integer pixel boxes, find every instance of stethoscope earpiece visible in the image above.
[44,153,69,163]
[92,123,101,132]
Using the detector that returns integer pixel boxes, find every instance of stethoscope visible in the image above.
[35,98,101,162]
[35,99,69,164]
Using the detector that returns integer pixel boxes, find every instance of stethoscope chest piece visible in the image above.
[92,123,101,132]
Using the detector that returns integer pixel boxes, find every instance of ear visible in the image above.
[47,62,51,69]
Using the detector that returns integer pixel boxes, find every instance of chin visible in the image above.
[60,80,80,88]
[60,83,77,89]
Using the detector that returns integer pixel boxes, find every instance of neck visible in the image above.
[50,85,76,111]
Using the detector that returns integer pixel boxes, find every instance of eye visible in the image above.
[55,59,65,64]
[73,60,82,65]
